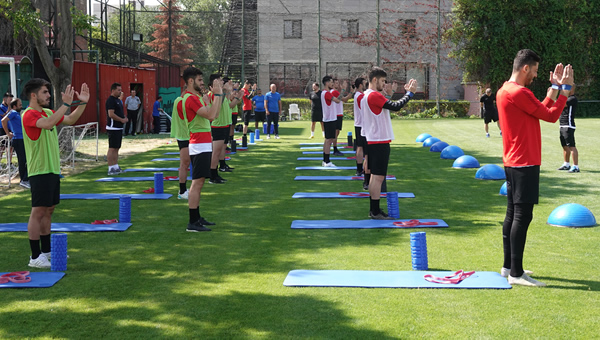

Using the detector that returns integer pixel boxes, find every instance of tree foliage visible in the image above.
[146,0,194,65]
[446,0,600,99]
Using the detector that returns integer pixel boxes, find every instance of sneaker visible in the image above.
[186,221,211,232]
[333,150,344,156]
[500,268,533,278]
[41,252,69,261]
[107,168,120,176]
[322,161,336,167]
[276,135,280,139]
[267,135,271,139]
[363,182,369,190]
[28,254,51,268]
[309,135,314,139]
[486,133,490,138]
[569,167,580,173]
[199,216,216,226]
[355,171,364,177]
[217,176,227,182]
[369,211,394,220]
[209,177,226,184]
[116,166,125,174]
[557,165,570,171]
[508,273,546,287]
[178,190,189,200]
[20,181,31,189]
[224,164,234,170]
[219,167,232,172]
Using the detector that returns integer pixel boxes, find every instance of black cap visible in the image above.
[3,92,14,98]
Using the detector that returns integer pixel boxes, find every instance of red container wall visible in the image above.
[71,61,99,125]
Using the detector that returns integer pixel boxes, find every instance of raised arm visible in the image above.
[62,83,90,126]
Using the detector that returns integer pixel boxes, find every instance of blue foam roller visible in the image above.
[416,133,432,143]
[440,145,465,160]
[250,132,255,144]
[255,129,260,140]
[475,164,506,180]
[263,123,267,134]
[154,173,164,193]
[51,233,67,272]
[499,181,507,196]
[429,141,450,153]
[452,155,480,169]
[547,203,597,228]
[387,191,400,219]
[422,137,441,147]
[119,195,132,223]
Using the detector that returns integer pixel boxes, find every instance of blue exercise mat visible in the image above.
[151,158,180,161]
[297,157,356,161]
[299,142,348,146]
[295,166,355,170]
[164,152,179,155]
[302,151,355,155]
[0,222,132,232]
[292,192,415,198]
[294,175,397,181]
[96,176,191,182]
[283,270,511,289]
[0,272,66,288]
[123,168,179,172]
[60,193,172,200]
[291,219,447,229]
[300,146,354,150]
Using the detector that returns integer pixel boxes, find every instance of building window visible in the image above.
[284,20,302,39]
[342,19,359,38]
[400,19,416,39]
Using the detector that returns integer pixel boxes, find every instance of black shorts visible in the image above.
[505,166,540,205]
[336,116,343,130]
[107,130,123,149]
[30,173,60,207]
[368,143,391,176]
[211,126,229,141]
[311,110,323,122]
[232,113,239,125]
[324,121,337,139]
[243,110,254,125]
[255,111,266,123]
[355,126,367,148]
[484,110,499,124]
[177,139,189,150]
[560,127,576,147]
[190,152,212,180]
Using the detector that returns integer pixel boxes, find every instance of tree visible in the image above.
[146,0,194,65]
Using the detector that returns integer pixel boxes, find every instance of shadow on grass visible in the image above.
[536,276,600,291]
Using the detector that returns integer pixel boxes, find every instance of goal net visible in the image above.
[0,135,19,187]
[58,122,99,169]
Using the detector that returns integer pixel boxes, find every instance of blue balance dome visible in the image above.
[416,133,432,143]
[440,145,464,160]
[430,141,449,152]
[475,164,506,180]
[422,137,441,147]
[499,181,507,196]
[452,155,480,169]
[547,203,597,228]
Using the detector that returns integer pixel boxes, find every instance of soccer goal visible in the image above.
[58,122,99,169]
[0,135,18,188]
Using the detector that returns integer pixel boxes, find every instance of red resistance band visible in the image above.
[92,219,119,225]
[393,220,439,227]
[339,192,370,197]
[423,270,475,284]
[164,176,178,180]
[0,271,32,284]
[143,188,155,193]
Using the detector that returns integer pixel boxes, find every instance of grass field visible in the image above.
[1,118,599,339]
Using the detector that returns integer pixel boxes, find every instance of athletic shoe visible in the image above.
[107,168,120,176]
[508,273,546,287]
[557,165,570,171]
[116,166,125,174]
[267,135,271,139]
[322,161,336,167]
[333,150,344,156]
[224,164,234,170]
[219,167,233,172]
[363,183,369,190]
[486,133,490,138]
[569,167,580,173]
[178,190,189,200]
[276,135,280,139]
[209,177,226,184]
[20,181,31,189]
[41,252,69,261]
[28,254,51,268]
[369,211,394,220]
[217,176,227,182]
[186,221,211,232]
[199,216,216,226]
[309,135,314,139]
[500,268,533,278]
[355,171,364,177]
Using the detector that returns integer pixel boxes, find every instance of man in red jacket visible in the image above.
[496,49,574,287]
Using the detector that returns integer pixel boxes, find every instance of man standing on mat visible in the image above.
[557,86,579,173]
[331,79,353,156]
[106,83,128,175]
[252,88,266,132]
[309,82,324,139]
[480,88,501,137]
[1,97,29,188]
[352,77,369,180]
[181,67,223,232]
[264,83,282,139]
[321,76,342,167]
[171,85,191,199]
[497,49,573,287]
[362,67,416,219]
[21,78,89,268]
[241,80,256,137]
[124,89,141,136]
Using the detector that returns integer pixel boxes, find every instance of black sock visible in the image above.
[324,153,330,163]
[189,208,200,224]
[210,168,218,179]
[40,234,51,253]
[219,160,226,168]
[30,239,41,259]
[370,198,380,214]
[364,173,371,185]
[334,147,339,152]
[179,182,187,195]
[357,163,363,173]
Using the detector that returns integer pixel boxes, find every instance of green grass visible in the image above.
[1,118,599,339]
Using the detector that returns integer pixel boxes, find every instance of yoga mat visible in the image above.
[123,168,179,172]
[291,219,448,229]
[60,194,172,200]
[292,192,415,198]
[96,176,192,182]
[152,157,230,162]
[164,152,179,155]
[300,146,354,150]
[295,166,355,170]
[299,142,348,146]
[294,175,396,181]
[297,157,356,161]
[283,270,512,289]
[0,272,66,288]
[0,223,132,232]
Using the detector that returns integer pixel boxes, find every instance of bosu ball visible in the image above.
[499,181,507,196]
[475,164,506,180]
[547,203,597,228]
[416,133,432,143]
[440,145,464,160]
[452,155,480,169]
[422,137,441,147]
[429,141,449,152]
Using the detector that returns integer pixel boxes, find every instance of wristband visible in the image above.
[214,94,224,97]
[551,84,560,90]
[407,91,414,98]
[561,84,572,91]
[63,102,71,107]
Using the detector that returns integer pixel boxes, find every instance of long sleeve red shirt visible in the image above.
[497,81,567,167]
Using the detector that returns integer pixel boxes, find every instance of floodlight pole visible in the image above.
[436,0,441,114]
[318,0,321,82]
[241,0,245,82]
[376,0,380,66]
